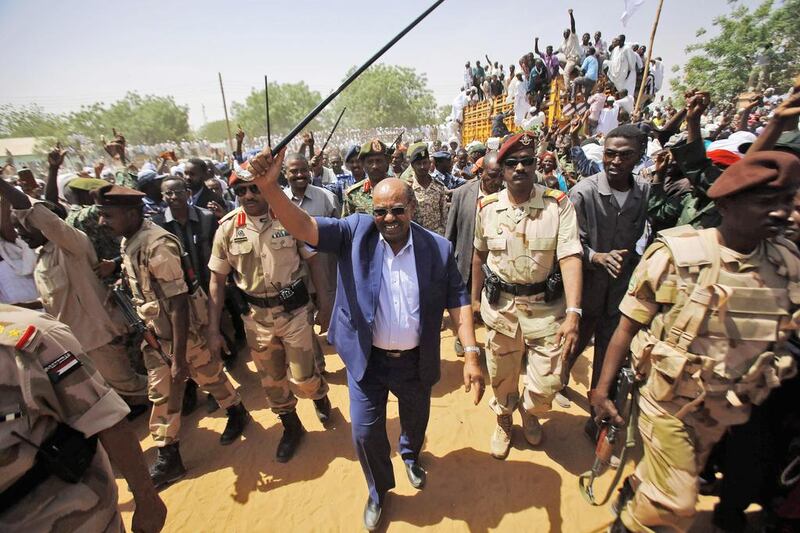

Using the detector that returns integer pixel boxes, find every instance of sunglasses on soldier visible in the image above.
[502,156,537,168]
[233,184,260,196]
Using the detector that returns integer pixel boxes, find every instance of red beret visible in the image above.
[229,161,254,187]
[497,131,536,162]
[706,149,741,168]
[707,151,800,200]
[92,184,145,207]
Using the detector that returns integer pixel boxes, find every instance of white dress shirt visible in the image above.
[372,231,420,350]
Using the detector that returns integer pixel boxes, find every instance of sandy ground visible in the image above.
[117,324,726,532]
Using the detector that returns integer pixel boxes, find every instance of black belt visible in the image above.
[372,346,419,359]
[242,292,282,309]
[497,278,547,297]
[0,460,49,514]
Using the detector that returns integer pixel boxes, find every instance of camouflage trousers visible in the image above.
[86,339,148,398]
[243,302,328,415]
[143,334,240,446]
[485,327,563,417]
[620,387,751,532]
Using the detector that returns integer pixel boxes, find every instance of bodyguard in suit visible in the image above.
[246,148,486,531]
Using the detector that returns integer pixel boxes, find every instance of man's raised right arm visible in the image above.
[248,148,319,246]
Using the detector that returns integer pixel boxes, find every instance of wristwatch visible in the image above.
[566,307,583,317]
[464,345,481,354]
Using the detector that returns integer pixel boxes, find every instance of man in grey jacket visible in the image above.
[562,126,650,431]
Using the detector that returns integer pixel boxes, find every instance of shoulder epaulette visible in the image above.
[478,193,499,210]
[218,207,241,225]
[345,179,368,195]
[543,188,567,203]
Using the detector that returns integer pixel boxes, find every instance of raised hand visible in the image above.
[48,143,68,169]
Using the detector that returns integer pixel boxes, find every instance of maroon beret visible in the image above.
[92,184,145,207]
[496,131,537,162]
[707,151,800,199]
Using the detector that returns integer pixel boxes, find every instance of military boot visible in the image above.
[313,395,332,424]
[490,414,513,459]
[220,403,250,445]
[276,411,306,463]
[518,404,543,446]
[149,442,186,489]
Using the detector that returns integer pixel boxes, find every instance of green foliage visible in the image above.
[231,81,325,137]
[196,119,230,142]
[0,92,190,145]
[332,64,438,129]
[671,0,800,101]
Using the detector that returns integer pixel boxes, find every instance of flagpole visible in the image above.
[634,0,665,115]
[219,72,234,152]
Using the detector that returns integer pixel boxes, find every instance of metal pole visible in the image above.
[634,0,665,115]
[319,107,347,154]
[270,0,446,156]
[265,75,272,149]
[219,72,234,152]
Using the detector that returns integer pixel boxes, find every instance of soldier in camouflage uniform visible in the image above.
[207,163,331,463]
[95,184,249,489]
[0,304,165,533]
[593,152,800,533]
[343,139,391,216]
[405,142,449,235]
[63,180,122,262]
[472,131,584,459]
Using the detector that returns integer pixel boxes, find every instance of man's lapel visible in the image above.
[368,229,383,322]
[412,224,430,321]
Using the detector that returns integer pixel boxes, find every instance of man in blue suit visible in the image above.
[247,147,485,531]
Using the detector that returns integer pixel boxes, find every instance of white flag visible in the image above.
[621,0,646,26]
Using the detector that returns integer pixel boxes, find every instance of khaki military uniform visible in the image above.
[0,304,130,533]
[13,203,147,398]
[209,208,328,414]
[619,226,799,533]
[410,175,449,235]
[474,186,582,416]
[342,178,374,216]
[122,219,239,445]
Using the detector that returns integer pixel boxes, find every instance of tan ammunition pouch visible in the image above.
[630,226,798,410]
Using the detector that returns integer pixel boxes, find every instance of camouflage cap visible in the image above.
[67,177,110,191]
[358,139,389,160]
[707,151,800,199]
[92,184,145,206]
[407,142,429,163]
[775,130,800,158]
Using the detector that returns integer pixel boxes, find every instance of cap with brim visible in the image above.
[775,130,800,158]
[136,170,165,188]
[67,177,110,191]
[229,161,254,187]
[497,131,537,162]
[358,139,388,159]
[706,150,741,168]
[707,151,800,199]
[707,131,757,156]
[431,151,451,160]
[466,141,487,154]
[407,142,429,163]
[345,145,361,162]
[92,184,145,206]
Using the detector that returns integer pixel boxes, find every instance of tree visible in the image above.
[196,120,230,142]
[671,0,800,101]
[0,105,66,138]
[332,64,438,129]
[231,81,325,137]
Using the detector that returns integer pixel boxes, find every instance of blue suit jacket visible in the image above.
[315,214,469,385]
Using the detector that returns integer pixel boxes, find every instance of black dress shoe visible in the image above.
[363,498,382,531]
[181,380,198,416]
[313,395,331,424]
[405,461,426,489]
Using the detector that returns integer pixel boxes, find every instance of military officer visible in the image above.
[472,131,584,459]
[0,304,166,533]
[342,139,390,216]
[405,142,449,235]
[592,152,800,533]
[0,175,148,409]
[94,184,249,489]
[207,163,331,463]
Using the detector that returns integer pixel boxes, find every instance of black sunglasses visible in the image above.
[373,206,407,217]
[502,157,537,168]
[233,184,260,196]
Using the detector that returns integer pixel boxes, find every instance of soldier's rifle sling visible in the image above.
[269,0,445,156]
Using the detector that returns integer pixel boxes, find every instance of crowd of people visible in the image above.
[2,6,800,532]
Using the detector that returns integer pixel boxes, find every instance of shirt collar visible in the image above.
[165,206,198,223]
[378,227,414,257]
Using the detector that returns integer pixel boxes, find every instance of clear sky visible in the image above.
[0,0,763,129]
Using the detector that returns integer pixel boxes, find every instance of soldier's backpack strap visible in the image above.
[656,225,711,276]
[766,236,800,305]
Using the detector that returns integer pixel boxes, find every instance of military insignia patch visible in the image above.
[233,228,247,242]
[520,132,533,146]
[44,351,82,383]
[371,140,382,152]
[272,230,289,239]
